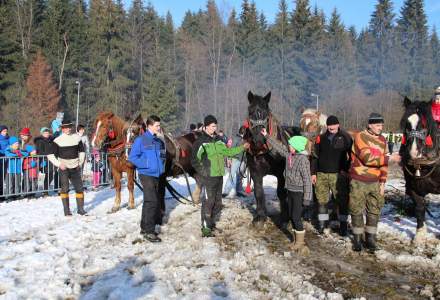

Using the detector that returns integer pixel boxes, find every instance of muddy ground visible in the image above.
[215,164,440,299]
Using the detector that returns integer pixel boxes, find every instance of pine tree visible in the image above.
[320,9,356,113]
[396,0,431,99]
[430,27,440,84]
[23,50,60,131]
[237,0,260,61]
[360,0,397,92]
[0,0,21,105]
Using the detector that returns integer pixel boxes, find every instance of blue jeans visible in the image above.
[223,159,243,194]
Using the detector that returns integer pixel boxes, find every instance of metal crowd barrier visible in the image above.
[0,152,112,199]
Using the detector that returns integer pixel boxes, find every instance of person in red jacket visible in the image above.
[432,86,440,145]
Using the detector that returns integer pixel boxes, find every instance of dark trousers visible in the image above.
[388,142,394,154]
[200,176,223,228]
[287,191,304,231]
[0,158,6,197]
[139,174,161,234]
[59,167,84,194]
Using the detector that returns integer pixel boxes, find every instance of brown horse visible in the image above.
[91,112,145,212]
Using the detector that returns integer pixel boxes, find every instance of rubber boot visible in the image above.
[76,192,87,215]
[365,233,378,253]
[365,214,379,252]
[61,193,72,216]
[351,214,364,252]
[352,234,363,252]
[339,221,348,237]
[290,230,310,256]
[317,205,329,235]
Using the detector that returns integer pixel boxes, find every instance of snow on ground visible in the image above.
[0,175,439,299]
[0,177,340,300]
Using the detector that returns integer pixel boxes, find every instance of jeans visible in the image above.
[222,159,243,195]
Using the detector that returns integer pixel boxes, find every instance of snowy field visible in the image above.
[0,175,439,299]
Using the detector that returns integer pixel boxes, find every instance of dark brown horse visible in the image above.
[243,91,292,225]
[161,131,203,204]
[91,112,145,212]
[400,97,440,244]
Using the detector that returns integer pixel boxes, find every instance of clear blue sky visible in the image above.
[126,0,440,32]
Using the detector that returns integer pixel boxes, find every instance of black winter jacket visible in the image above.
[311,129,352,175]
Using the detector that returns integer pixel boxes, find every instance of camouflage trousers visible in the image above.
[315,172,349,222]
[349,179,384,235]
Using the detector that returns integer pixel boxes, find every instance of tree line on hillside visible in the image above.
[0,0,439,135]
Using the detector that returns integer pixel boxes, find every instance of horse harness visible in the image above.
[243,113,274,156]
[402,114,439,178]
[105,117,143,158]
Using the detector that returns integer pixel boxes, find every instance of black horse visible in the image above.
[400,97,440,244]
[243,91,292,225]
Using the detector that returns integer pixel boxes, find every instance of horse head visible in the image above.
[300,108,327,140]
[401,97,437,160]
[92,112,117,150]
[125,114,146,146]
[246,91,271,148]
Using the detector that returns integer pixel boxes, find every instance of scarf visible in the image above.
[432,102,440,123]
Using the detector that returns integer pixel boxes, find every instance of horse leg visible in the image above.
[409,189,427,244]
[277,175,289,228]
[252,174,267,224]
[111,169,122,213]
[127,169,135,209]
[192,182,202,205]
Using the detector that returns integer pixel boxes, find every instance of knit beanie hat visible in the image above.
[288,136,308,153]
[40,127,50,134]
[9,136,19,145]
[326,115,339,126]
[368,113,384,124]
[204,115,218,126]
[0,125,7,132]
[19,127,31,136]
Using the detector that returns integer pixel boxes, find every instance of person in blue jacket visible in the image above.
[129,115,166,243]
[0,125,9,198]
[5,136,29,196]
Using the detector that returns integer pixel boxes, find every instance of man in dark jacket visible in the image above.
[191,115,249,237]
[0,125,9,198]
[129,115,166,243]
[311,115,352,236]
[35,127,59,193]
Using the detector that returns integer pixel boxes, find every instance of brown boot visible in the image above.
[61,193,72,216]
[76,192,87,215]
[290,230,310,256]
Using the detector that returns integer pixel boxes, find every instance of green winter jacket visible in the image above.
[191,131,244,177]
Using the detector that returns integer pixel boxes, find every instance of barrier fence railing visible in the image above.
[0,152,112,199]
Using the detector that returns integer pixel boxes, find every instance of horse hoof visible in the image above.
[110,207,120,213]
[413,226,428,245]
[127,206,135,210]
[252,216,267,227]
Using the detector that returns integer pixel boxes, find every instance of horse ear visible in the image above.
[300,106,305,113]
[263,91,271,103]
[403,96,412,108]
[248,91,254,103]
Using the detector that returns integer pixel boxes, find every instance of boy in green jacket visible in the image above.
[191,115,250,237]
